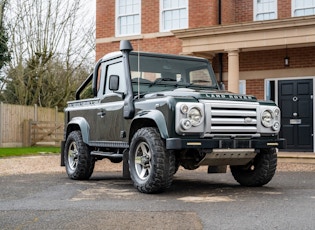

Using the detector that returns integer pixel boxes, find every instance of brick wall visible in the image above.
[211,47,315,99]
[221,0,235,24]
[96,0,220,40]
[240,47,315,71]
[142,0,159,33]
[234,0,292,23]
[96,37,182,60]
[96,0,298,57]
[96,0,314,100]
[278,0,292,19]
[189,0,218,27]
[211,47,315,73]
[246,79,265,99]
[235,0,253,22]
[96,0,115,38]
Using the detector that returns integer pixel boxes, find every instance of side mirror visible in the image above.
[109,75,120,91]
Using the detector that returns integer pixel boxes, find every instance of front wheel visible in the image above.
[230,148,277,187]
[129,127,175,193]
[64,130,95,180]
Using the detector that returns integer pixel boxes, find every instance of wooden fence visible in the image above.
[0,103,64,147]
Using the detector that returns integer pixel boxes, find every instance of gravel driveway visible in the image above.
[0,154,314,176]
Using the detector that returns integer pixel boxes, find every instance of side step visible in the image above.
[91,151,123,162]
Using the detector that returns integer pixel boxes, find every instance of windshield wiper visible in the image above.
[149,78,177,87]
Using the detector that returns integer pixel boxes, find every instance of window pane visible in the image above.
[119,5,125,14]
[173,9,179,19]
[180,9,187,19]
[305,0,313,6]
[178,0,187,8]
[254,0,276,21]
[293,0,315,16]
[163,0,170,9]
[170,0,178,8]
[117,0,141,36]
[161,0,188,31]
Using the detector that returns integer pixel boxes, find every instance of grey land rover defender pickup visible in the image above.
[61,40,285,193]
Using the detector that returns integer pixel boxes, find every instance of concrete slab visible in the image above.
[278,151,315,164]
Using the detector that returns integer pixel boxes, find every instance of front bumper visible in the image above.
[166,137,286,150]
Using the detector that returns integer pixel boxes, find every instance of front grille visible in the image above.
[204,101,258,135]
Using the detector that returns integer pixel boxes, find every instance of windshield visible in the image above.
[129,53,218,97]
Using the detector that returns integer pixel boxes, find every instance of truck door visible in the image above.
[90,59,126,143]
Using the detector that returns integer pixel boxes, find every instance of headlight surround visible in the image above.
[176,103,204,134]
[261,108,281,131]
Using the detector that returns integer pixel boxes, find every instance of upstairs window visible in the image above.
[160,0,188,32]
[254,0,277,21]
[292,0,315,16]
[116,0,141,36]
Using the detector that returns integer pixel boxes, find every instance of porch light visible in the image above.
[284,56,290,67]
[284,45,289,67]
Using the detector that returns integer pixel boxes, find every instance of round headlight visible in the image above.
[181,119,192,130]
[180,104,189,114]
[188,107,202,126]
[272,121,280,131]
[261,110,273,127]
[274,108,280,118]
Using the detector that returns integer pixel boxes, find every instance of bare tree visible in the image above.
[2,0,95,108]
[0,0,11,72]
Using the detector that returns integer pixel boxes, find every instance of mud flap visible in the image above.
[122,149,130,179]
[60,141,65,166]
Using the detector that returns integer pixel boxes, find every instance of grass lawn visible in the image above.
[0,146,60,158]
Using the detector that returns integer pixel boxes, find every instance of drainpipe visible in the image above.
[218,0,222,24]
[218,0,224,87]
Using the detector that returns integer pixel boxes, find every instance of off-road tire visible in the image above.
[64,130,95,180]
[129,127,175,193]
[230,148,277,187]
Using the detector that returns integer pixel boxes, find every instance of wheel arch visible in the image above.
[61,118,90,167]
[66,117,90,144]
[129,110,169,143]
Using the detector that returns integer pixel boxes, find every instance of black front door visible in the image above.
[278,79,313,151]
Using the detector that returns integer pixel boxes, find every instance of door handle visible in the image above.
[97,110,106,118]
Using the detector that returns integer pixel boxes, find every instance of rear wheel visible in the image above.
[230,148,277,187]
[64,130,95,180]
[129,127,175,193]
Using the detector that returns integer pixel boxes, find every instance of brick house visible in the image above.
[96,0,315,152]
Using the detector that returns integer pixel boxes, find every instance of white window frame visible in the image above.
[253,0,277,21]
[239,80,246,94]
[292,0,315,17]
[160,0,189,32]
[115,0,141,37]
